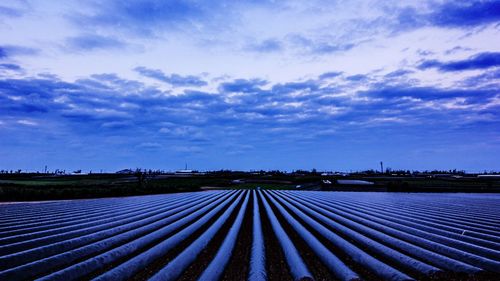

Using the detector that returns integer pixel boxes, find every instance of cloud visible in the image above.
[0,45,39,58]
[360,85,496,102]
[1,1,500,170]
[1,61,500,170]
[384,69,413,78]
[0,63,22,71]
[270,80,319,97]
[134,66,207,87]
[0,5,23,17]
[319,72,343,80]
[69,0,287,38]
[345,74,367,81]
[167,74,207,87]
[445,46,473,55]
[313,43,355,54]
[393,6,426,31]
[17,119,38,126]
[70,1,210,37]
[3,68,498,139]
[66,34,127,51]
[429,1,500,27]
[388,1,500,34]
[288,34,357,55]
[246,39,282,53]
[460,69,500,88]
[219,79,268,93]
[419,52,500,72]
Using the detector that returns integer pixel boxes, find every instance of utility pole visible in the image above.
[380,161,384,174]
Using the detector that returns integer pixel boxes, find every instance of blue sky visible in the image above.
[0,1,499,172]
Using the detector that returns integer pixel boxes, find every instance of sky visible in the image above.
[0,0,499,172]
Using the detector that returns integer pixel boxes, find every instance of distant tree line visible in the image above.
[1,168,500,176]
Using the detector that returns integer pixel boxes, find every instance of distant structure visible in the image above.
[175,169,194,174]
[337,179,374,185]
[116,169,134,174]
[321,172,349,176]
[477,174,500,179]
[176,163,193,174]
[380,161,384,174]
[174,163,206,175]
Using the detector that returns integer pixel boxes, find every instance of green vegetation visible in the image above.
[0,174,205,201]
[1,170,499,201]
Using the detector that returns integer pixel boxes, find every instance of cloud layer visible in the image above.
[0,0,499,171]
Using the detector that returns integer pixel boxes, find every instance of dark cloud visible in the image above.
[0,63,22,71]
[390,1,500,33]
[0,79,66,115]
[0,48,8,59]
[429,1,500,27]
[1,66,500,170]
[394,7,426,30]
[360,85,497,103]
[0,45,39,58]
[134,66,207,87]
[419,52,500,72]
[2,69,498,135]
[346,74,367,81]
[318,72,343,80]
[460,69,500,88]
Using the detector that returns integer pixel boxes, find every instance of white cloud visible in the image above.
[16,119,38,126]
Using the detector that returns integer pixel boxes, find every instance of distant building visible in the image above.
[321,172,349,176]
[175,169,194,174]
[174,170,205,175]
[116,169,134,174]
[337,179,374,185]
[478,174,500,179]
[431,174,463,179]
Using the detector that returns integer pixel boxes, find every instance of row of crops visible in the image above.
[0,190,499,280]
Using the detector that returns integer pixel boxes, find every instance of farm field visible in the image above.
[2,172,500,201]
[0,191,499,280]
